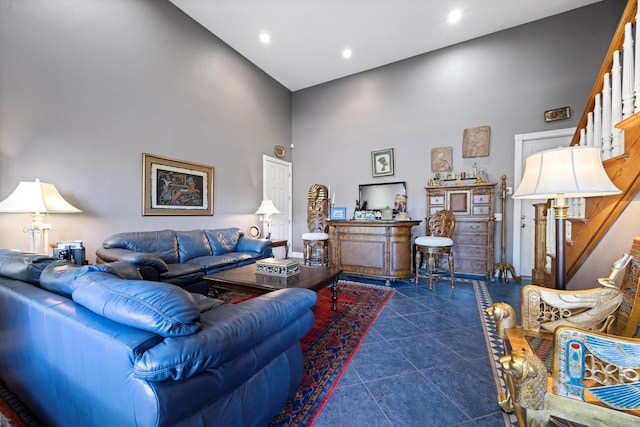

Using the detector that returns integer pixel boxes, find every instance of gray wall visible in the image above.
[1,0,634,283]
[291,0,630,281]
[0,0,291,261]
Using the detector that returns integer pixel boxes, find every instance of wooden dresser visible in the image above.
[328,220,421,285]
[424,183,496,277]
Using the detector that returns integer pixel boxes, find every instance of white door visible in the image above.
[263,155,292,250]
[512,128,575,277]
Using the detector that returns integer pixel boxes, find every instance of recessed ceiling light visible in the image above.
[342,48,352,59]
[259,32,271,44]
[448,9,462,24]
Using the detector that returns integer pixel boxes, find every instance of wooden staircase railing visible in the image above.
[536,0,640,286]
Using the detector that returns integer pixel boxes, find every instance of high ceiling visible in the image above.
[169,0,603,91]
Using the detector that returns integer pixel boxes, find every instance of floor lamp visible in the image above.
[255,199,280,239]
[513,146,621,290]
[0,179,82,254]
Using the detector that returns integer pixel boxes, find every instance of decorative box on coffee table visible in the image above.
[256,258,300,277]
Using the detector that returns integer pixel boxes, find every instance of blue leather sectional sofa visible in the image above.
[96,227,272,294]
[0,249,316,427]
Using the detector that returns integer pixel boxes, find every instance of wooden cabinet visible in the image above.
[328,220,421,285]
[425,183,496,277]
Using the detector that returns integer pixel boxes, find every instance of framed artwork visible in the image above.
[330,207,347,220]
[462,125,490,158]
[371,148,395,177]
[544,106,571,122]
[142,153,214,216]
[431,147,453,172]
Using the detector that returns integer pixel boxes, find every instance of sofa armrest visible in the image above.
[96,248,169,273]
[237,237,271,255]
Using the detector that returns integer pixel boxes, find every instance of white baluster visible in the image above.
[623,22,635,119]
[594,93,602,149]
[612,51,624,157]
[586,112,594,146]
[579,128,586,146]
[636,9,640,112]
[602,72,613,160]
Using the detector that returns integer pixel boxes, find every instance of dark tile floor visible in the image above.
[313,274,525,427]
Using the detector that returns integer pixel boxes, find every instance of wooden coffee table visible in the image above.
[203,264,342,310]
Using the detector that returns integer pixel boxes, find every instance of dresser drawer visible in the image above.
[454,245,488,259]
[455,221,488,233]
[472,205,491,216]
[472,194,491,204]
[454,233,489,245]
[456,258,490,274]
[430,196,445,205]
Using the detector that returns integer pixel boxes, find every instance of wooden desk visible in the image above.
[328,220,420,285]
[270,239,288,258]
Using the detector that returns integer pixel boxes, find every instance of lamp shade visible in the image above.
[0,179,82,213]
[513,146,621,199]
[254,199,280,215]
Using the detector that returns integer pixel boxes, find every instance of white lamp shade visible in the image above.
[0,179,82,213]
[254,199,280,215]
[513,146,621,199]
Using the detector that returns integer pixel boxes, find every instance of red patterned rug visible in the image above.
[218,280,394,426]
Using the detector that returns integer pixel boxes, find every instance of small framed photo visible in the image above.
[354,211,367,220]
[330,207,347,220]
[142,153,214,216]
[371,148,395,177]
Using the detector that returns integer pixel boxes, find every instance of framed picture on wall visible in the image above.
[371,148,395,177]
[142,153,214,216]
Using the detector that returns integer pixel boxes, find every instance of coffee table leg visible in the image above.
[331,278,338,311]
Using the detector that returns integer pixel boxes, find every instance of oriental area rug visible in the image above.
[219,280,395,426]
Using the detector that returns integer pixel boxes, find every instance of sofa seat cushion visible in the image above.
[133,288,317,381]
[72,272,201,337]
[185,255,240,275]
[160,263,205,280]
[205,228,241,255]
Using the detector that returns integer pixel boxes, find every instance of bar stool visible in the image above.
[302,232,329,266]
[414,209,456,291]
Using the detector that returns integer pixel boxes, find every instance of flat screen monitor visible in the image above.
[359,181,406,211]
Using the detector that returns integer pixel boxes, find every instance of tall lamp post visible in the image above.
[512,146,620,290]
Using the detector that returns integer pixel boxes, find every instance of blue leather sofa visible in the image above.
[0,249,316,427]
[96,227,272,294]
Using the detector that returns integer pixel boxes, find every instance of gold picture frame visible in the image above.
[142,153,214,216]
[371,148,395,177]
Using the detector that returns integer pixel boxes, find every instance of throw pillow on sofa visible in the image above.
[72,272,201,337]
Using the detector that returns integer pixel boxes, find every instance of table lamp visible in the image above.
[255,199,280,239]
[0,179,82,254]
[513,146,621,289]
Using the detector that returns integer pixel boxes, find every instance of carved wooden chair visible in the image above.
[488,237,640,426]
[414,209,456,291]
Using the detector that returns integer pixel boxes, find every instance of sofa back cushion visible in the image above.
[102,230,179,263]
[72,272,201,337]
[176,230,212,263]
[205,228,242,255]
[40,261,143,298]
[0,249,58,285]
